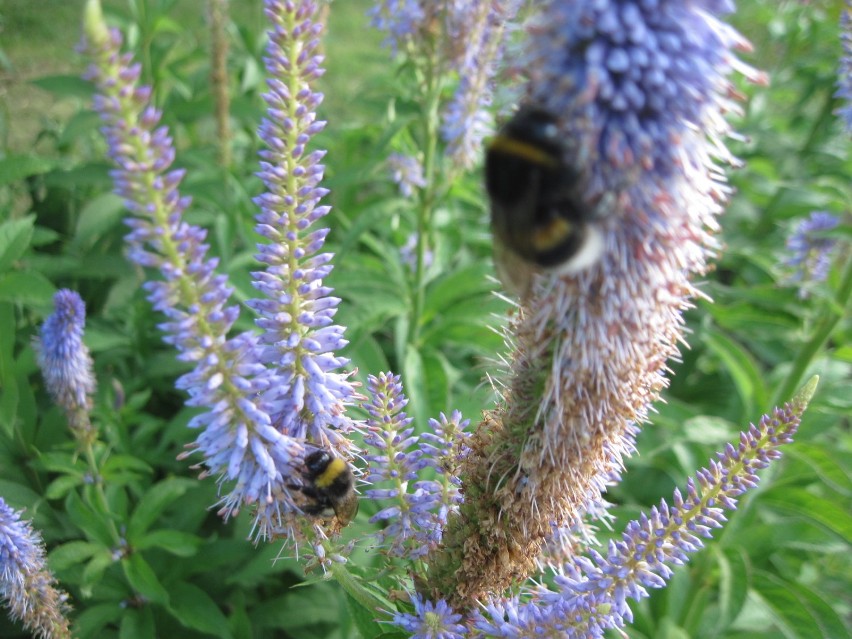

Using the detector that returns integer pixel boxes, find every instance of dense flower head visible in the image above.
[428,0,762,606]
[367,0,426,53]
[0,497,71,639]
[525,0,761,197]
[34,289,96,442]
[784,210,841,297]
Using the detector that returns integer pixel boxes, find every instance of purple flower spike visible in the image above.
[244,0,361,539]
[837,5,852,132]
[370,1,521,168]
[0,497,72,639]
[81,0,305,536]
[34,289,96,443]
[784,211,841,298]
[441,1,522,169]
[362,375,469,558]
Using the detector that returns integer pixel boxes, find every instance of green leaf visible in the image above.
[134,529,201,557]
[0,271,56,306]
[127,477,195,540]
[346,593,386,639]
[74,602,124,639]
[81,549,115,597]
[751,571,851,639]
[122,554,169,605]
[423,262,494,314]
[0,480,43,511]
[713,545,750,630]
[65,491,116,547]
[73,193,127,250]
[788,443,852,495]
[0,155,54,186]
[0,359,18,439]
[167,582,232,639]
[45,473,85,500]
[702,328,768,417]
[49,540,101,569]
[119,607,155,639]
[0,216,35,273]
[760,487,852,542]
[31,74,95,99]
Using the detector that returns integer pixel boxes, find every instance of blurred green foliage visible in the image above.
[0,0,849,638]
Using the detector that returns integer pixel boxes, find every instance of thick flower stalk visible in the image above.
[34,289,96,445]
[784,211,840,298]
[246,0,359,539]
[0,497,72,639]
[363,373,469,559]
[468,382,814,637]
[427,0,765,606]
[81,0,306,536]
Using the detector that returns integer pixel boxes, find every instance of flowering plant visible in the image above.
[0,1,849,638]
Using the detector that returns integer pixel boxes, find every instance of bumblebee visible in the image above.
[485,107,603,295]
[296,449,359,527]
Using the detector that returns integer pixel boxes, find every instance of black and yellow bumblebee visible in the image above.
[485,107,603,295]
[296,448,359,527]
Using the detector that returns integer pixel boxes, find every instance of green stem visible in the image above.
[329,560,391,615]
[770,255,852,409]
[409,39,442,347]
[81,442,123,546]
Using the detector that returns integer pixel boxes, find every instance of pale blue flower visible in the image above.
[784,211,841,297]
[34,289,96,442]
[0,497,71,639]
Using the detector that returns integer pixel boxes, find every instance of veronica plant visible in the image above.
[33,289,97,447]
[368,1,522,348]
[80,0,358,564]
[74,0,831,637]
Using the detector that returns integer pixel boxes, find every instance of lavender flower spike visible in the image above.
[836,3,852,133]
[81,0,302,531]
[246,0,360,538]
[1,497,71,639]
[471,378,817,637]
[362,374,469,558]
[784,211,840,298]
[34,289,96,444]
[428,1,765,606]
[441,1,521,169]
